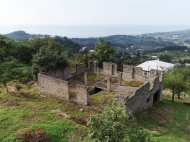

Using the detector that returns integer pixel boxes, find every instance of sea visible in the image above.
[0,25,190,38]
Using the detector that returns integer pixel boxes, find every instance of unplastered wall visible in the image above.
[122,65,163,82]
[38,73,70,101]
[76,63,86,75]
[101,62,118,76]
[115,76,163,114]
[89,61,98,73]
[76,84,89,106]
[45,67,72,80]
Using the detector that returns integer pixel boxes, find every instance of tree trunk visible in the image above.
[172,87,175,103]
[177,93,180,99]
[3,83,8,93]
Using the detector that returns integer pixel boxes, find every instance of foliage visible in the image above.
[55,36,81,53]
[31,39,69,79]
[85,38,115,67]
[15,84,22,91]
[0,48,6,62]
[88,102,130,142]
[94,38,115,67]
[72,35,175,50]
[128,122,156,142]
[88,102,154,142]
[164,66,190,102]
[0,59,31,92]
[123,59,132,65]
[11,44,35,63]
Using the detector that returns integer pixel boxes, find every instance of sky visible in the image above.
[0,0,190,26]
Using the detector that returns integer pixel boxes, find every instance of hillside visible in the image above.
[0,81,190,141]
[71,35,176,50]
[3,30,176,49]
[3,30,50,41]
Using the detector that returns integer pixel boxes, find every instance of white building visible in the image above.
[137,60,174,73]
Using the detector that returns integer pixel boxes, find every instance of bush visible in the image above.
[88,102,155,142]
[15,84,22,91]
[88,102,132,142]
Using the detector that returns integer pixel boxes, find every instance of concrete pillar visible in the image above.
[107,76,111,92]
[84,72,88,86]
[118,72,122,86]
[97,68,100,80]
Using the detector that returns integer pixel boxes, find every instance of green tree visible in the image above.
[0,48,6,62]
[123,59,132,65]
[88,102,155,142]
[164,66,188,102]
[0,59,31,92]
[11,44,34,63]
[31,39,69,79]
[95,38,115,67]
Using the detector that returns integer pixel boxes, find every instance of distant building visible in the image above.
[151,56,158,60]
[79,47,88,52]
[89,50,95,53]
[137,60,174,74]
[28,37,35,41]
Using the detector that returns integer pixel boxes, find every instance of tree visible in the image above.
[88,102,155,142]
[123,59,132,65]
[31,39,69,80]
[95,38,115,67]
[164,66,188,102]
[11,44,34,63]
[0,48,6,62]
[0,59,31,92]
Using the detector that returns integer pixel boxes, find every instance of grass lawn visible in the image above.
[137,93,190,142]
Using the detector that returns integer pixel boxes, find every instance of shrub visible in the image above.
[88,102,155,142]
[15,84,22,91]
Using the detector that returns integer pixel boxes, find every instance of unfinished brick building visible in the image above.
[38,61,163,114]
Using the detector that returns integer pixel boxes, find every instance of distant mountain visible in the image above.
[3,30,50,41]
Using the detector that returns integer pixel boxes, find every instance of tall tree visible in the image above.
[95,38,115,67]
[164,66,188,102]
[31,39,69,80]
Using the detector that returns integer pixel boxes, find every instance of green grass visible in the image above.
[1,81,190,141]
[0,83,88,142]
[122,80,144,87]
[137,94,190,142]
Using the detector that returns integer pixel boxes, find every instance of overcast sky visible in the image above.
[0,0,190,26]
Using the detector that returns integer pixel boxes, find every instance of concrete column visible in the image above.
[107,76,111,92]
[97,68,100,81]
[118,72,122,86]
[84,72,88,86]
